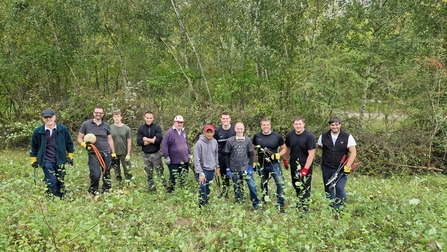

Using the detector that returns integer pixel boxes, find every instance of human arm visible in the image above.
[304,148,316,170]
[107,134,116,154]
[77,132,85,145]
[345,145,357,168]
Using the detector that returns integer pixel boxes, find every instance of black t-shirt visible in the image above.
[284,129,316,168]
[213,125,236,156]
[252,131,284,164]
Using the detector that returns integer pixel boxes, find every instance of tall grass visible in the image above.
[0,148,445,251]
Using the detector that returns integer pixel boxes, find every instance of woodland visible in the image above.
[1,0,447,173]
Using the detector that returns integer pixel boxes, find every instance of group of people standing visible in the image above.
[30,108,356,214]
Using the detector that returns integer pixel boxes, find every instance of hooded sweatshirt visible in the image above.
[193,134,219,174]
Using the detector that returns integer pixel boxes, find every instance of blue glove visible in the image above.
[226,168,231,179]
[247,165,253,176]
[247,165,254,179]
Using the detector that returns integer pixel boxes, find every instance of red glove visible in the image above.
[300,167,309,177]
[283,160,289,170]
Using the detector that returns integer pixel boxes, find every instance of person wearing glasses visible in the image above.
[77,106,117,195]
[161,115,192,193]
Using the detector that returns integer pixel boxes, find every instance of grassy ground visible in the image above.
[0,148,446,251]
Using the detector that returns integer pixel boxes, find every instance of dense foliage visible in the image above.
[0,149,446,251]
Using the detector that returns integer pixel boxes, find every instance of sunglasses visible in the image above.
[176,121,184,123]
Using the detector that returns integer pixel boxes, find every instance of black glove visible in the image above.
[66,157,73,166]
[32,162,38,168]
[111,156,119,168]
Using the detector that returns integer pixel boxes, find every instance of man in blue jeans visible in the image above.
[318,116,357,211]
[193,125,219,206]
[253,118,287,213]
[224,122,259,210]
[30,109,74,199]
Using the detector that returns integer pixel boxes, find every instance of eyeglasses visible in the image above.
[43,116,53,119]
[176,121,184,123]
[94,112,104,114]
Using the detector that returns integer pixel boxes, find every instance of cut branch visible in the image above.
[395,164,443,172]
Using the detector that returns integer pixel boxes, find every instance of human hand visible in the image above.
[111,153,118,167]
[247,165,254,176]
[81,142,91,150]
[226,168,231,179]
[165,156,171,165]
[189,154,194,163]
[67,153,74,166]
[300,167,309,177]
[344,165,351,175]
[283,160,289,170]
[125,154,130,162]
[198,173,206,184]
[270,153,280,161]
[30,157,38,168]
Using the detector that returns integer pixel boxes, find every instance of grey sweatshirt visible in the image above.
[193,134,219,174]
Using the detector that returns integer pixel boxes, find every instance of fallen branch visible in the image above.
[395,164,443,172]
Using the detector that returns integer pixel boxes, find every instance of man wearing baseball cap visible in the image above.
[162,115,192,193]
[193,125,219,206]
[30,109,74,199]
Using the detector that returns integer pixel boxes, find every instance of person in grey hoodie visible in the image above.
[194,125,219,206]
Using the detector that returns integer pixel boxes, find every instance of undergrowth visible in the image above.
[0,148,445,251]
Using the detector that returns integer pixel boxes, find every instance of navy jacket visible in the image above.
[30,123,74,167]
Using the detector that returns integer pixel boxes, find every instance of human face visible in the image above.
[174,120,184,131]
[42,115,56,128]
[235,123,245,137]
[220,115,231,127]
[144,113,154,125]
[260,120,271,135]
[330,122,341,134]
[113,114,122,124]
[204,130,214,141]
[93,108,104,121]
[293,119,305,134]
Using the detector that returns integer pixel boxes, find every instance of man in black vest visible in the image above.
[318,117,357,210]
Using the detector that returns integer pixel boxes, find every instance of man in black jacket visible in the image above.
[318,116,357,210]
[137,111,165,192]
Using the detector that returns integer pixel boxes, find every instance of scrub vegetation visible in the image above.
[0,148,445,251]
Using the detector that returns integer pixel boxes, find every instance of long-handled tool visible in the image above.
[325,154,348,187]
[328,161,361,189]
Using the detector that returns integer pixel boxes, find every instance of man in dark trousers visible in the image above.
[213,112,236,198]
[77,106,117,195]
[283,116,316,215]
[318,116,357,210]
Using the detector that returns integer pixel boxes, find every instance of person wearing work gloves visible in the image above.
[284,116,316,215]
[318,116,357,211]
[193,125,219,206]
[77,106,117,195]
[137,111,165,192]
[111,110,132,183]
[252,118,287,213]
[162,115,192,193]
[30,109,74,199]
[224,122,260,210]
[213,112,236,199]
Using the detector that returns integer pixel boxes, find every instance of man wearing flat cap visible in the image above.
[30,109,74,199]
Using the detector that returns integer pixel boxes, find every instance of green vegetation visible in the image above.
[1,148,445,251]
[1,1,447,249]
